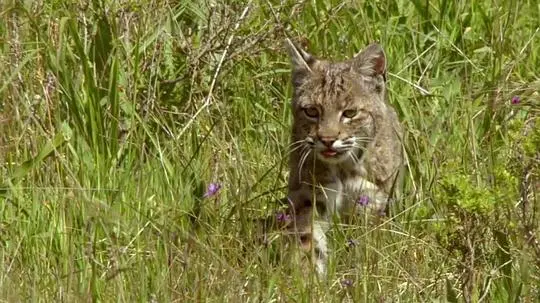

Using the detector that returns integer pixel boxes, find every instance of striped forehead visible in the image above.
[307,64,355,106]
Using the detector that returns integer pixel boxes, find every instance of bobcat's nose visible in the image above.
[319,137,336,148]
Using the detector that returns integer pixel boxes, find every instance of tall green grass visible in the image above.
[1,0,538,301]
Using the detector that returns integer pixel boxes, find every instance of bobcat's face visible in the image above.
[288,44,387,164]
[294,71,379,164]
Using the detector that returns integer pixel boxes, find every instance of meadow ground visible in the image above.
[1,0,539,301]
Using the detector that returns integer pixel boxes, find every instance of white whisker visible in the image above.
[353,137,371,144]
[298,146,311,182]
[288,143,305,156]
[349,151,360,164]
[287,139,306,149]
[351,143,368,151]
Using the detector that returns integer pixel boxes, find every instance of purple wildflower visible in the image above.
[511,95,520,104]
[357,195,369,206]
[203,182,221,198]
[276,212,291,222]
[341,279,353,287]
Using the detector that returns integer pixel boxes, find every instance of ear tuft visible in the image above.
[352,43,386,79]
[285,38,317,87]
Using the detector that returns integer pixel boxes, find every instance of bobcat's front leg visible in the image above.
[311,219,328,275]
[288,180,342,275]
[286,202,328,275]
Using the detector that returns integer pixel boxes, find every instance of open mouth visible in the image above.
[321,149,340,158]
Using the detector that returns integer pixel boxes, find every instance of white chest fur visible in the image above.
[346,174,388,212]
[317,179,343,216]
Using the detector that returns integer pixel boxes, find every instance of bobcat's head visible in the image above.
[287,40,389,164]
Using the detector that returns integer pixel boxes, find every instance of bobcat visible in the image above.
[283,39,404,275]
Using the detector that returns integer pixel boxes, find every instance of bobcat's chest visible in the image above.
[326,165,386,214]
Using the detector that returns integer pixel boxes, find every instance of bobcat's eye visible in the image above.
[342,109,357,118]
[303,107,319,118]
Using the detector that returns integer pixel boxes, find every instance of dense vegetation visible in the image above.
[1,0,538,301]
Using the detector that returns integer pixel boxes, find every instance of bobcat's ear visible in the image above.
[352,43,387,81]
[285,39,317,87]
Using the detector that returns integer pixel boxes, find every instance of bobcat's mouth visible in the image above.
[317,148,350,163]
[321,148,342,158]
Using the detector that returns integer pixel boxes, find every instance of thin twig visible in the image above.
[177,1,253,139]
[388,72,431,96]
